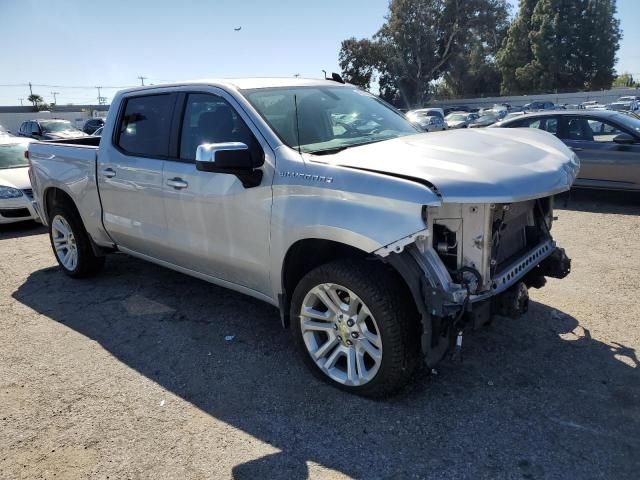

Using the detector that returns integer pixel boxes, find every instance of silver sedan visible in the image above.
[492,110,640,191]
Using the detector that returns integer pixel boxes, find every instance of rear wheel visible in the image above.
[48,204,105,278]
[291,259,420,398]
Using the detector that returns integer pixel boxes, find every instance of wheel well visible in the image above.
[44,187,78,223]
[280,239,417,329]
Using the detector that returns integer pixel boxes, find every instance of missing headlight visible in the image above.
[433,223,458,271]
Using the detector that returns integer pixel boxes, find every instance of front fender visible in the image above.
[268,153,440,298]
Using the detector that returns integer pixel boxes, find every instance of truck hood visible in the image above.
[0,166,31,190]
[312,128,579,203]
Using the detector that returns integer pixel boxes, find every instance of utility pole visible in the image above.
[51,91,59,104]
[96,86,102,105]
[28,82,34,108]
[18,98,24,106]
[322,70,327,79]
[137,76,147,86]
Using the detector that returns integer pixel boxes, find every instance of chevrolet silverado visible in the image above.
[28,78,577,397]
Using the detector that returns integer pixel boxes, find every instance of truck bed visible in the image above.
[28,139,111,246]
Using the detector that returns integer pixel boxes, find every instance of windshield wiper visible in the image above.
[308,146,349,155]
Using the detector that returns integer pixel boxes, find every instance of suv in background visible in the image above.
[83,118,106,135]
[18,119,87,140]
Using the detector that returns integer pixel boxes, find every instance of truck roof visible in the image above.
[117,77,350,96]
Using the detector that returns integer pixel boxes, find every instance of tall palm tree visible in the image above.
[27,94,44,111]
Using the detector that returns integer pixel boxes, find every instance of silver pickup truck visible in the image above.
[28,78,577,397]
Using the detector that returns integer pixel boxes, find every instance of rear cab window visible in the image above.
[116,94,176,157]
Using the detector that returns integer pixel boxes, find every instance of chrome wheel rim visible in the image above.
[300,283,382,386]
[51,215,78,271]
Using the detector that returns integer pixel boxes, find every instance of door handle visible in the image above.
[570,147,584,152]
[102,168,116,178]
[167,177,188,189]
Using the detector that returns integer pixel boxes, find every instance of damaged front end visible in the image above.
[377,197,571,367]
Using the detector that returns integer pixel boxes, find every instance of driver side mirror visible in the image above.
[195,142,264,188]
[613,133,636,145]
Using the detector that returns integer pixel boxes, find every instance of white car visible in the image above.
[0,137,40,224]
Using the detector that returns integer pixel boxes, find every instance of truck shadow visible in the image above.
[12,254,640,478]
[556,189,640,215]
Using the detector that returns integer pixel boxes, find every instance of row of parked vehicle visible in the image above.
[407,95,640,133]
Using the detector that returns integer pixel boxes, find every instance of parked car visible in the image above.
[18,119,88,140]
[82,118,106,135]
[407,112,446,132]
[469,112,499,128]
[492,110,640,191]
[580,101,606,110]
[92,126,104,136]
[617,95,640,103]
[29,78,575,397]
[608,97,640,113]
[523,101,555,111]
[0,137,40,224]
[444,112,478,129]
[407,107,444,119]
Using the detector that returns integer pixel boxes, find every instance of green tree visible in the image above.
[613,73,637,88]
[442,0,511,97]
[496,0,539,94]
[497,0,621,94]
[339,38,382,90]
[339,0,511,107]
[27,94,49,112]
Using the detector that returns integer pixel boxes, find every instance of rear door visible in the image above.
[97,92,178,259]
[559,115,640,188]
[161,90,274,295]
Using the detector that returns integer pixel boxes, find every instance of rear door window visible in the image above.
[565,117,595,141]
[116,94,176,157]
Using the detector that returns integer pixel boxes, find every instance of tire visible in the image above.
[290,259,420,398]
[48,203,105,278]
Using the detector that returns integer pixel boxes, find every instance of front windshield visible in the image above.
[0,144,29,169]
[242,86,418,154]
[40,120,76,133]
[446,114,467,121]
[613,112,640,134]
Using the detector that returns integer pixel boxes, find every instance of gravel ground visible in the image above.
[1,189,639,480]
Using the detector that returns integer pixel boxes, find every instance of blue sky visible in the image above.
[0,0,638,105]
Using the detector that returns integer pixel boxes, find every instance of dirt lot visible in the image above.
[1,190,639,480]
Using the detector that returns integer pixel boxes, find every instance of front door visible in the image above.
[161,91,274,295]
[98,92,177,259]
[561,115,640,189]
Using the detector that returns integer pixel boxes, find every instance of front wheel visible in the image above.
[48,204,105,278]
[291,259,420,398]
